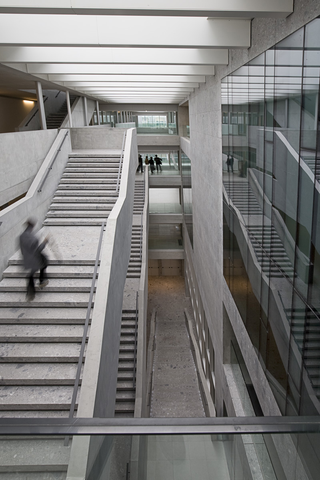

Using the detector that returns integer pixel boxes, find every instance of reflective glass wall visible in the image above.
[222,17,320,415]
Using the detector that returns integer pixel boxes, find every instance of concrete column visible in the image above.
[35,81,47,130]
[66,91,73,128]
[116,111,119,123]
[83,97,88,126]
[96,100,100,125]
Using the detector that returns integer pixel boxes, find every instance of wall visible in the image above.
[188,0,320,418]
[0,129,71,278]
[70,125,125,150]
[63,97,96,128]
[0,96,35,133]
[0,129,58,207]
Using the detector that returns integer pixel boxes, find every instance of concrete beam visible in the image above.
[0,47,228,65]
[0,16,251,48]
[19,63,216,76]
[0,0,293,18]
[43,75,206,84]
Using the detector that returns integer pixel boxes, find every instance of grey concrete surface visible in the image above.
[149,276,205,418]
[0,129,58,207]
[0,130,72,279]
[70,126,126,150]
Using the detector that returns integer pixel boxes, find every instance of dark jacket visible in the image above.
[20,226,47,273]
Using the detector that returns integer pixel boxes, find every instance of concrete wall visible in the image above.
[0,96,35,134]
[0,129,58,207]
[0,129,71,278]
[70,125,125,150]
[135,168,149,418]
[187,0,320,419]
[137,135,180,149]
[63,97,96,128]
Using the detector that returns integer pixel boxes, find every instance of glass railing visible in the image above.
[136,124,177,135]
[1,417,320,479]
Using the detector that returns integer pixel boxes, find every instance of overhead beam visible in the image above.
[58,82,201,88]
[11,63,215,76]
[0,0,294,18]
[0,15,251,48]
[38,75,206,83]
[0,47,228,65]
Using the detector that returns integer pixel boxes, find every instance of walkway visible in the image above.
[149,276,204,417]
[147,276,230,480]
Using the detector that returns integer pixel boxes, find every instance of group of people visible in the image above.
[137,154,162,174]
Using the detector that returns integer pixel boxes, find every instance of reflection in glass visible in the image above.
[222,18,320,416]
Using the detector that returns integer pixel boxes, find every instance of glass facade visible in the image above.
[222,17,320,415]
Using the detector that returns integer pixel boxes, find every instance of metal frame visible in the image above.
[1,417,320,436]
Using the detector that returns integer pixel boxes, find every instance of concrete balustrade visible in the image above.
[0,129,71,278]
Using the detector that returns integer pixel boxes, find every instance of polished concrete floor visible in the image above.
[147,276,230,480]
[148,276,204,418]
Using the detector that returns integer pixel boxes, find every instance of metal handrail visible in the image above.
[133,291,139,388]
[1,416,320,436]
[139,173,145,262]
[116,131,127,193]
[37,130,69,193]
[67,221,106,424]
[140,212,143,263]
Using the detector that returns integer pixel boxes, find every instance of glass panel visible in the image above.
[1,431,320,480]
[222,18,320,415]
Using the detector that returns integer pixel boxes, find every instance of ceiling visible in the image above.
[0,1,293,105]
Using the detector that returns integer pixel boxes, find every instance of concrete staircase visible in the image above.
[289,306,320,401]
[224,181,262,215]
[46,95,77,129]
[133,177,145,215]
[302,154,320,182]
[44,153,122,227]
[115,178,145,417]
[115,310,138,418]
[0,151,123,478]
[247,225,295,278]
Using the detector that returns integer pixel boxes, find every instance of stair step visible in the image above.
[0,343,82,362]
[115,403,135,413]
[0,385,78,410]
[43,220,106,227]
[0,438,70,470]
[0,307,87,323]
[0,363,80,385]
[116,382,135,391]
[0,324,87,342]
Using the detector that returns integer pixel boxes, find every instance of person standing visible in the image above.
[155,155,162,173]
[149,156,155,174]
[20,219,49,301]
[226,155,234,173]
[137,154,144,173]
